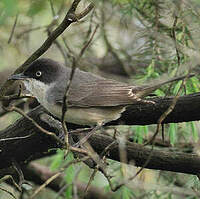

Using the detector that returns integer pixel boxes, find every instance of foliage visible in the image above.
[1,0,200,199]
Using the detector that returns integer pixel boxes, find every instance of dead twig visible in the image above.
[0,0,94,99]
[105,145,154,192]
[8,14,19,44]
[16,26,47,39]
[0,186,17,199]
[145,73,191,146]
[83,168,98,197]
[3,106,64,146]
[0,133,35,142]
[30,156,89,199]
[30,171,63,199]
[61,24,99,150]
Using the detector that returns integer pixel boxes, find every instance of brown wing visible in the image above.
[49,76,138,107]
[67,79,138,107]
[48,65,193,107]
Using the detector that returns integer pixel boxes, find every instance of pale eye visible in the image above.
[35,71,42,77]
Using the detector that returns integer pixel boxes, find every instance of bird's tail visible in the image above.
[135,73,194,98]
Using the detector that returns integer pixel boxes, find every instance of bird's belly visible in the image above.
[45,103,125,126]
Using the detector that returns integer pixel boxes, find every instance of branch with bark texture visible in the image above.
[1,93,200,175]
[20,162,114,199]
[18,162,195,198]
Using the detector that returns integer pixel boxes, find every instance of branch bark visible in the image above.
[20,162,114,199]
[113,92,200,125]
[1,93,200,175]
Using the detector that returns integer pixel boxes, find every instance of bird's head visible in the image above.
[8,58,64,100]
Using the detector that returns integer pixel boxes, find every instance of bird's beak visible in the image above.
[8,73,27,81]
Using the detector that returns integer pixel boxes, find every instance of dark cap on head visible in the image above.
[23,58,63,84]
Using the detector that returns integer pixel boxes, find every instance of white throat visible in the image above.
[23,79,50,106]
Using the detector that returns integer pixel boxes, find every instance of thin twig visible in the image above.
[69,146,89,155]
[61,24,99,149]
[12,160,25,188]
[0,93,33,102]
[83,168,98,197]
[165,15,181,96]
[0,186,17,199]
[79,24,99,59]
[30,156,89,199]
[145,73,191,145]
[107,145,154,192]
[49,0,56,17]
[61,57,77,150]
[172,15,180,67]
[16,26,47,39]
[76,3,95,20]
[62,36,76,58]
[100,140,117,158]
[0,0,94,98]
[30,171,63,199]
[0,175,21,192]
[18,0,82,70]
[0,133,35,142]
[4,106,64,146]
[55,184,68,199]
[8,14,19,44]
[48,0,69,65]
[84,9,95,45]
[61,25,99,119]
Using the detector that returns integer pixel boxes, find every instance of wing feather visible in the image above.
[47,67,139,107]
[67,79,137,107]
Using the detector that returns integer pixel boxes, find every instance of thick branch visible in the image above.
[1,93,200,175]
[87,133,200,174]
[114,92,200,125]
[21,163,114,199]
[0,107,62,171]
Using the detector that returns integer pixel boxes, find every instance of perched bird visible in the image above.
[8,58,192,144]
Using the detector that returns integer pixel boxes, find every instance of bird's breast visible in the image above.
[44,102,126,126]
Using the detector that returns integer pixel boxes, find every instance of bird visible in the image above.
[8,58,192,145]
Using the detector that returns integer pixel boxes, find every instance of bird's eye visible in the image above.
[35,71,42,77]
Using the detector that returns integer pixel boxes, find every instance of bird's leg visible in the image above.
[73,125,102,148]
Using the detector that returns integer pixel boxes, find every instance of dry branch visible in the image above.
[21,162,114,199]
[1,92,200,175]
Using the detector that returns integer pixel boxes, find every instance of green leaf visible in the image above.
[190,77,200,93]
[133,126,148,144]
[168,123,177,145]
[146,61,155,77]
[172,80,182,95]
[190,122,199,142]
[143,125,148,136]
[50,149,64,171]
[0,0,18,25]
[64,152,75,199]
[27,0,47,16]
[1,0,18,15]
[154,89,165,96]
[104,184,111,192]
[120,186,133,199]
